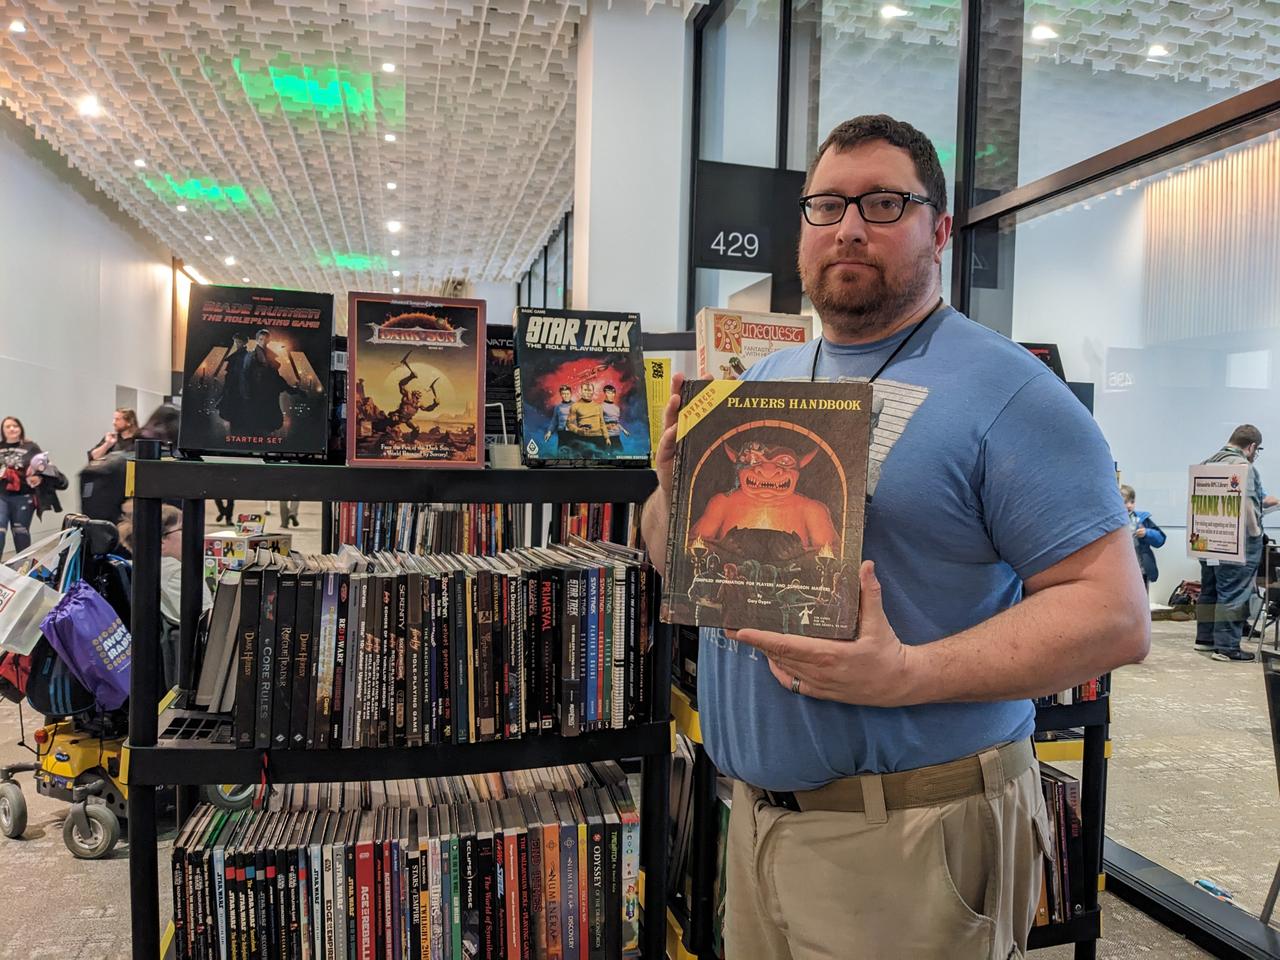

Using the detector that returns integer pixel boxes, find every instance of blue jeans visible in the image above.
[1197,535,1264,653]
[0,492,35,555]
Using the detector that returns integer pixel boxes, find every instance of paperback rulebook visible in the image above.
[662,380,871,639]
[514,308,651,467]
[347,292,485,467]
[179,284,334,456]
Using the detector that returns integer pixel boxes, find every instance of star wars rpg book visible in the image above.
[662,380,871,639]
[178,284,334,456]
[694,307,813,379]
[347,292,486,468]
[513,308,651,467]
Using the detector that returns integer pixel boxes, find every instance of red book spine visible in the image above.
[356,840,375,960]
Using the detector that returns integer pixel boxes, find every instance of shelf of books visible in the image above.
[664,682,1112,960]
[124,443,674,960]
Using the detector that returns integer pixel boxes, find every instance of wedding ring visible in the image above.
[791,675,802,694]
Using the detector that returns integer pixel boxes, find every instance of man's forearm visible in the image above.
[901,577,1149,704]
[641,488,671,577]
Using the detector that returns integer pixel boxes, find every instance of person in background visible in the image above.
[0,416,43,555]
[1121,484,1165,594]
[1196,424,1279,661]
[213,499,236,526]
[87,408,139,461]
[278,500,300,529]
[118,504,212,688]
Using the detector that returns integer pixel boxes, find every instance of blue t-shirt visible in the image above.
[698,307,1128,790]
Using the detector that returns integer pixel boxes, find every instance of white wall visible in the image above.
[471,280,518,330]
[0,111,172,543]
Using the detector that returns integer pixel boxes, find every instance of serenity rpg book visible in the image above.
[662,380,871,639]
[347,292,485,468]
[513,308,651,467]
[178,284,334,456]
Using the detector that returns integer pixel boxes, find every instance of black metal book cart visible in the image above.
[122,440,674,959]
[666,688,1110,960]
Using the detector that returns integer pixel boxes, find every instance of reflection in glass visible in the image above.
[700,0,781,167]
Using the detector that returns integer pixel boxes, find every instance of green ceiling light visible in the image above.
[141,174,274,212]
[232,57,406,130]
[317,251,389,271]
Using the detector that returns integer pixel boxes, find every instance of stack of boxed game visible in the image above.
[203,515,292,582]
[170,762,641,960]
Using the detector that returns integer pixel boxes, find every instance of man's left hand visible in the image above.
[730,561,919,708]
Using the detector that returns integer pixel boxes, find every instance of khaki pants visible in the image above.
[726,748,1051,960]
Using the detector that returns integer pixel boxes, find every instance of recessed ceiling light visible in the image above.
[224,255,236,266]
[384,133,396,143]
[133,158,146,168]
[77,95,102,118]
[386,220,402,234]
[1147,43,1170,57]
[880,4,909,18]
[203,234,213,241]
[392,287,401,294]
[392,270,401,277]
[1030,23,1058,40]
[381,62,396,73]
[242,277,251,283]
[176,204,188,212]
[391,249,400,257]
[8,20,25,33]
[386,181,397,191]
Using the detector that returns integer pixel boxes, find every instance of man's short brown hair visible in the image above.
[1120,484,1135,502]
[804,115,947,216]
[1230,424,1262,448]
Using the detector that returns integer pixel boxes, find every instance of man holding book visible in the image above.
[642,114,1150,959]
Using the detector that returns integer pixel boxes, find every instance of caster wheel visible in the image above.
[64,803,120,860]
[202,783,254,812]
[0,782,27,839]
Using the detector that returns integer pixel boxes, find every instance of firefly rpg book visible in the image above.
[513,308,651,467]
[661,380,871,639]
[347,292,486,468]
[178,284,334,457]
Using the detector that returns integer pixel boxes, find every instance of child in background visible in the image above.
[1122,484,1166,594]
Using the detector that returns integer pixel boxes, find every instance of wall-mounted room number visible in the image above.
[709,231,760,259]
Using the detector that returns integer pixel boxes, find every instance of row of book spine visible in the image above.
[1035,763,1086,927]
[333,503,536,558]
[171,764,641,960]
[1033,674,1109,707]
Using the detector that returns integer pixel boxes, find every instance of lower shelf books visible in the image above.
[170,762,641,960]
[549,504,640,549]
[1034,675,1109,707]
[1036,763,1086,928]
[192,538,656,749]
[666,735,730,960]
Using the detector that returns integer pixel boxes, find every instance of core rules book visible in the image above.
[347,292,485,468]
[514,308,651,467]
[178,285,334,456]
[662,380,871,639]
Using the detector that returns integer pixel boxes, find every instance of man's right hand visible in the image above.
[654,373,685,496]
[105,431,117,445]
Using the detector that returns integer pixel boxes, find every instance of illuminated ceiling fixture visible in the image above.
[392,270,401,277]
[1030,23,1058,40]
[392,287,401,294]
[133,158,146,168]
[176,204,187,212]
[242,277,251,283]
[880,5,909,18]
[77,94,102,118]
[391,249,400,257]
[386,181,397,191]
[384,133,396,143]
[203,234,213,241]
[1147,43,1170,57]
[8,19,25,33]
[184,266,209,285]
[224,255,236,266]
[386,220,402,234]
[381,62,396,73]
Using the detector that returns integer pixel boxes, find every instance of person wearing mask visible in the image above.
[87,408,139,461]
[1195,424,1278,661]
[1121,484,1165,595]
[641,114,1150,958]
[0,416,44,555]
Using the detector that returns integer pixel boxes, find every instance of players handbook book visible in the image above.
[661,380,871,639]
[346,292,486,468]
[178,284,334,457]
[513,307,651,467]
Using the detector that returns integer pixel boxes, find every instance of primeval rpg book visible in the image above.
[662,380,871,639]
[179,284,334,456]
[347,292,485,468]
[513,308,650,467]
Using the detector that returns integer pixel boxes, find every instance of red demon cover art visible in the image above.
[662,380,871,639]
[347,292,485,467]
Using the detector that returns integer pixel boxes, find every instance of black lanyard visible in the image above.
[809,298,944,383]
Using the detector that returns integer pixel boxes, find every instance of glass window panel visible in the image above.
[974,0,1279,194]
[700,0,781,167]
[973,118,1280,908]
[530,252,545,310]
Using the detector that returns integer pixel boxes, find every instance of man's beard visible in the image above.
[800,244,938,340]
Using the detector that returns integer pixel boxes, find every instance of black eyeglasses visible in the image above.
[799,191,937,226]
